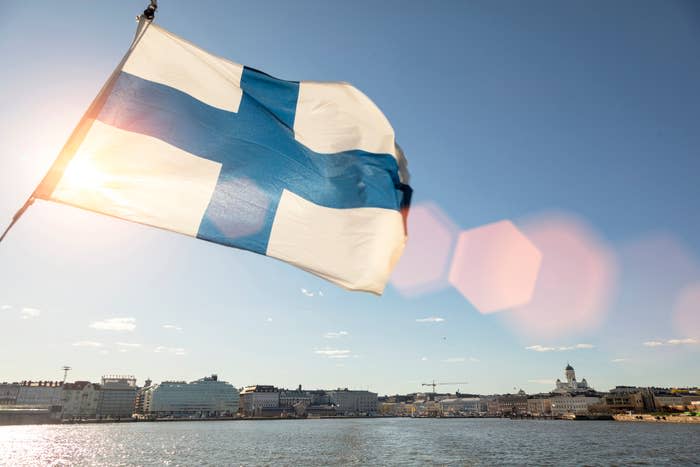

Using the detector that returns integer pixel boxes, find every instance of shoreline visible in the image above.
[3,413,699,427]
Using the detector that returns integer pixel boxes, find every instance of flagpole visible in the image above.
[143,0,158,20]
[0,2,158,245]
[0,198,34,244]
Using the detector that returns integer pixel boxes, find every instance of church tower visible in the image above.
[565,363,575,383]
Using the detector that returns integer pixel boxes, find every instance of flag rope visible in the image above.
[0,3,157,245]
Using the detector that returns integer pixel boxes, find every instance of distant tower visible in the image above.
[565,363,575,384]
[61,366,72,384]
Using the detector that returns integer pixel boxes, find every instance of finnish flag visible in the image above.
[33,21,412,294]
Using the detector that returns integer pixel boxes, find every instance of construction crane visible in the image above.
[421,380,469,400]
[61,366,71,383]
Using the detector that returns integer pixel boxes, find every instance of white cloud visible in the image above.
[415,317,445,323]
[154,346,186,356]
[526,343,595,352]
[667,338,698,345]
[162,324,183,332]
[266,317,273,323]
[116,342,141,348]
[525,345,556,352]
[20,307,41,319]
[611,358,629,363]
[644,338,698,347]
[301,288,315,297]
[1,305,12,311]
[469,356,480,362]
[323,331,349,339]
[318,291,324,297]
[90,317,136,331]
[314,349,351,359]
[72,341,103,347]
[421,357,428,361]
[528,379,555,385]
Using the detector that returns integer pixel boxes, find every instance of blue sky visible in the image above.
[0,0,699,395]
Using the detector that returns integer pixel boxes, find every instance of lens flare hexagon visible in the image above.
[390,202,458,297]
[673,282,700,336]
[448,220,542,313]
[502,213,618,339]
[609,233,700,338]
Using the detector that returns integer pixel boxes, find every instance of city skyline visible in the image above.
[0,359,695,397]
[1,0,699,396]
[3,364,698,423]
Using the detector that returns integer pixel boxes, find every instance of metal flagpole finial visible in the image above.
[142,0,158,21]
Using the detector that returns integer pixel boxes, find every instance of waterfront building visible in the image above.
[279,386,313,416]
[308,390,332,406]
[659,387,700,411]
[16,381,63,406]
[492,391,528,416]
[554,364,592,394]
[485,396,500,416]
[61,381,101,419]
[681,395,700,411]
[550,395,601,416]
[527,396,552,416]
[439,397,481,415]
[0,383,20,405]
[279,385,313,408]
[653,394,685,411]
[603,387,647,413]
[134,378,153,415]
[144,375,238,418]
[239,385,280,416]
[378,401,414,417]
[411,400,442,417]
[327,389,378,415]
[97,376,137,419]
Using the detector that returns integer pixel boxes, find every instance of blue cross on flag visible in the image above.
[33,20,412,294]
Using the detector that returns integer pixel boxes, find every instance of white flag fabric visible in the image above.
[34,20,412,294]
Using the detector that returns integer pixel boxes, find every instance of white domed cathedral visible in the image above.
[553,363,592,394]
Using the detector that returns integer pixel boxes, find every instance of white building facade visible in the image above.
[16,383,63,406]
[144,375,238,417]
[554,364,592,394]
[550,395,601,415]
[327,389,378,415]
[439,398,482,415]
[0,383,20,405]
[527,397,552,415]
[239,385,280,416]
[61,382,101,419]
